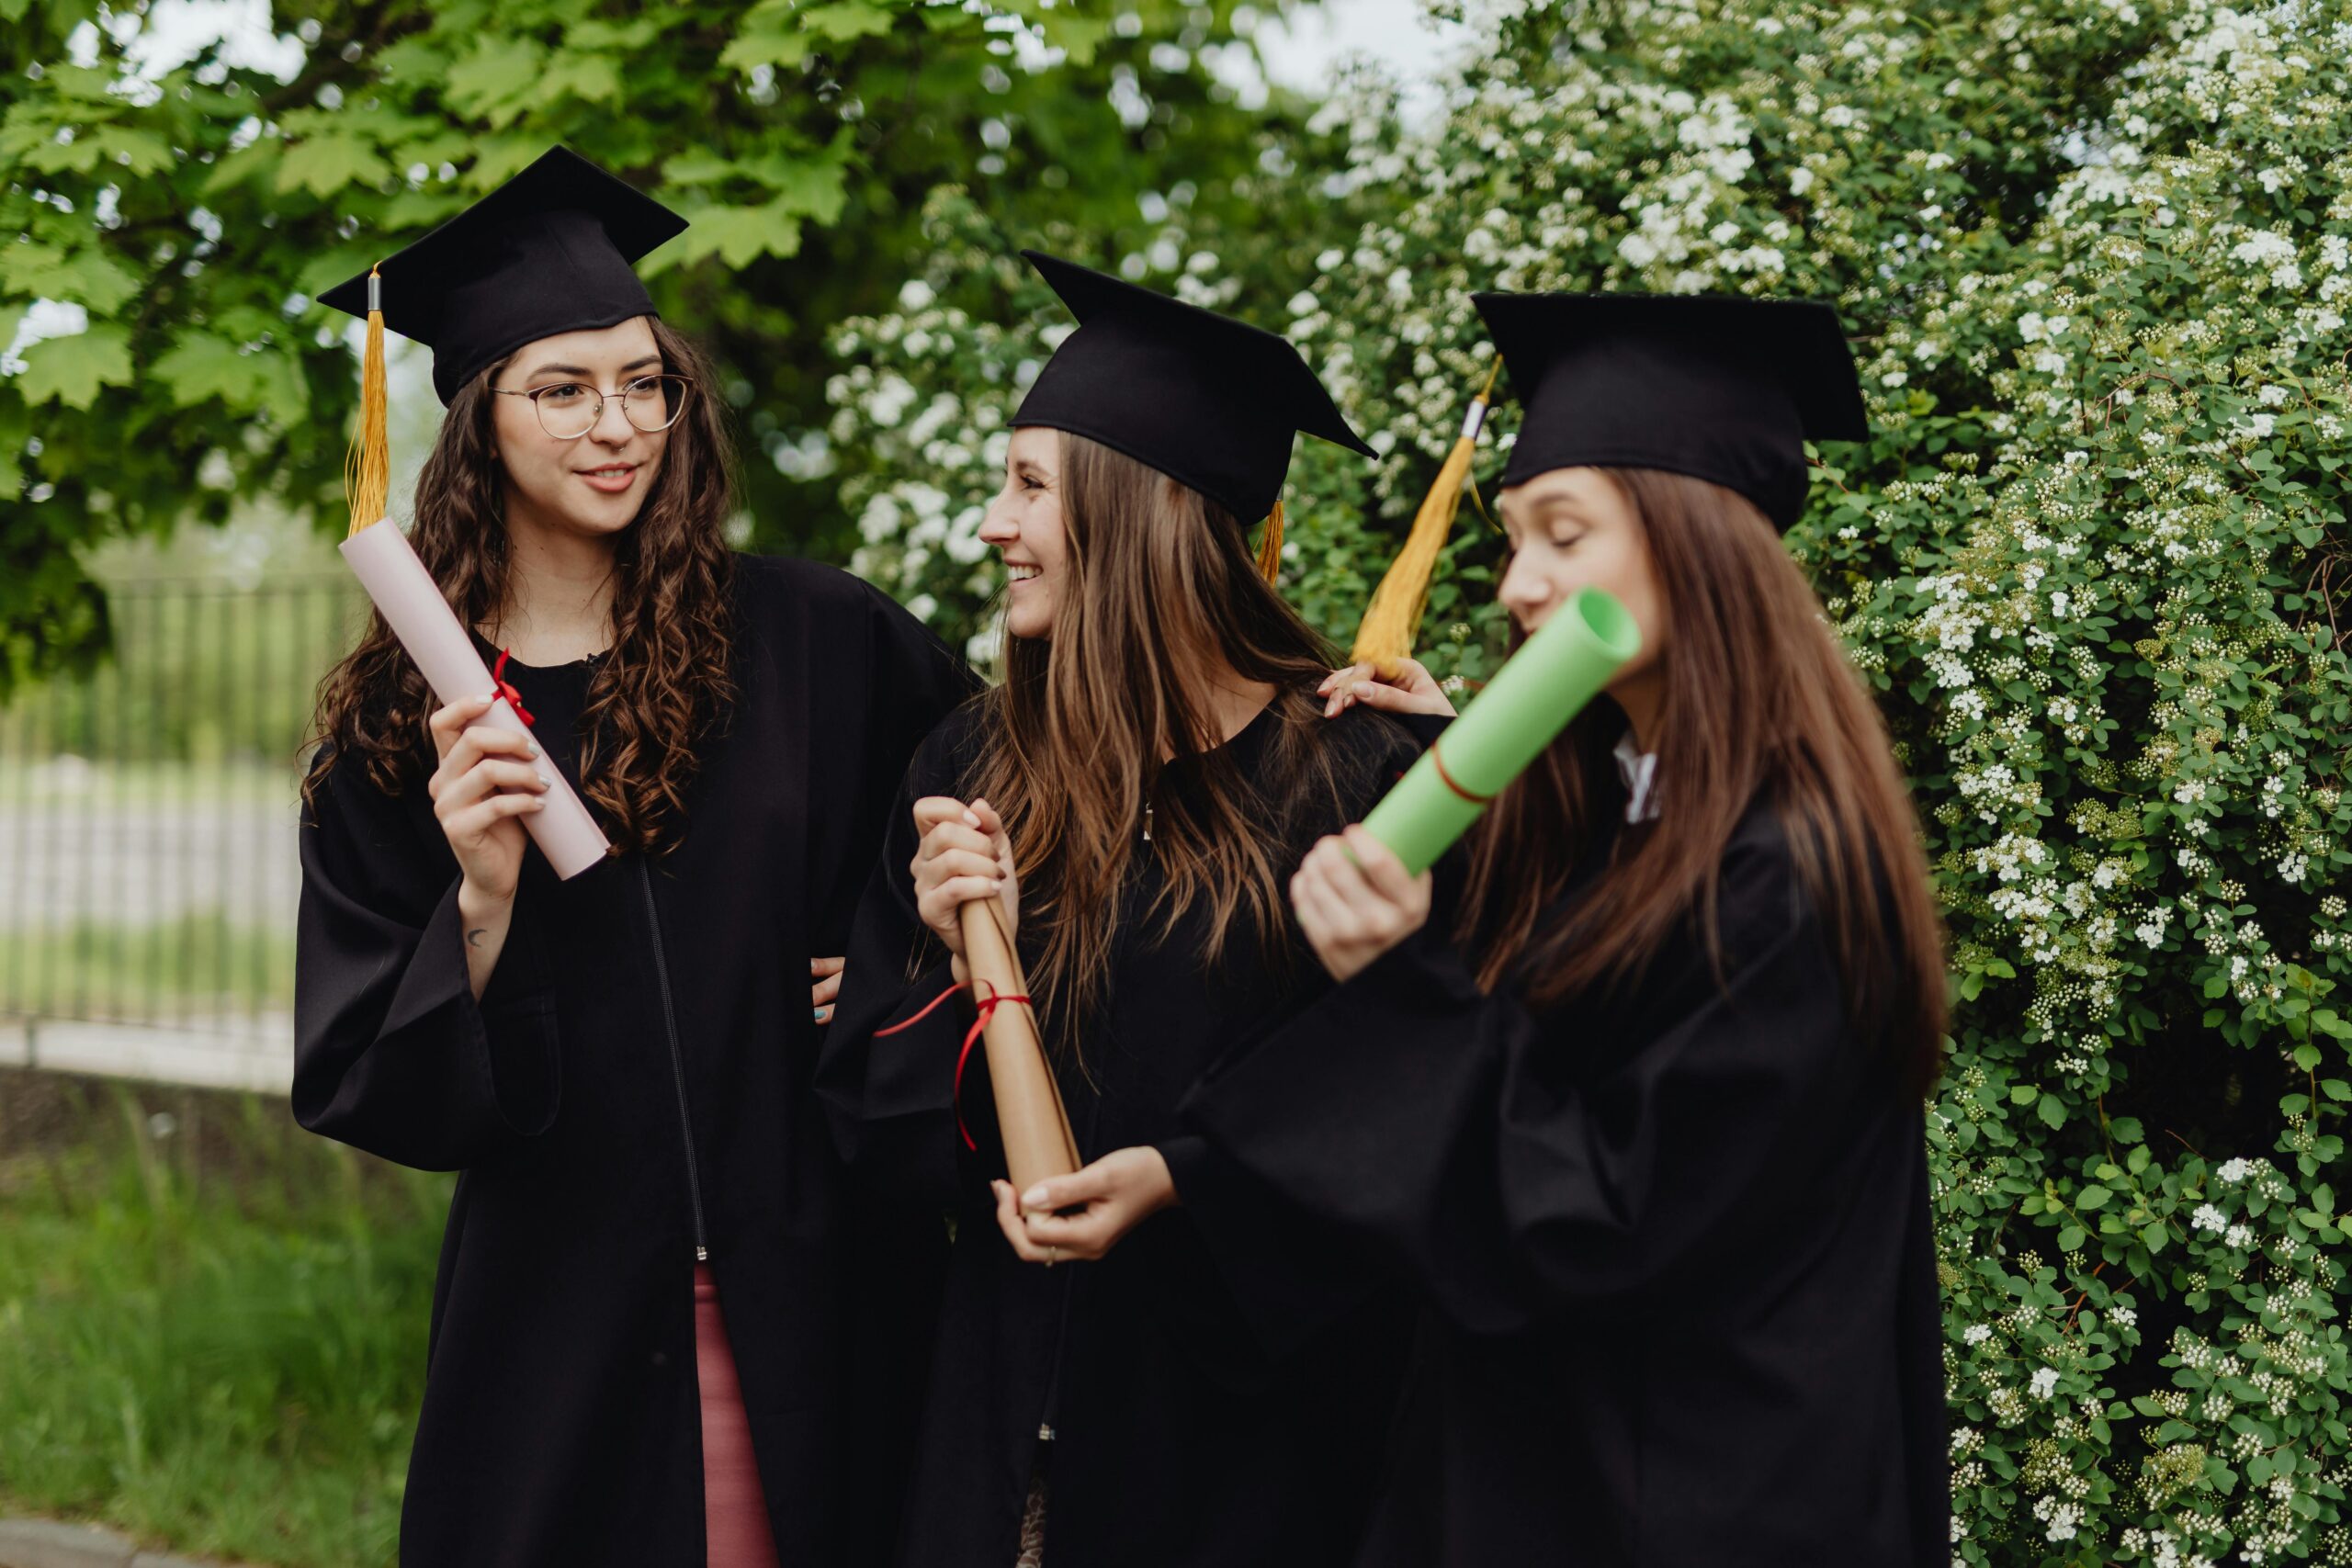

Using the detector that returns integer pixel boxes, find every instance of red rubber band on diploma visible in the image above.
[491,647,536,728]
[875,982,1033,1151]
[1429,741,1493,806]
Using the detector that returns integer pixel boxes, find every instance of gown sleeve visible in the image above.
[291,753,562,1172]
[807,581,982,951]
[814,714,975,1208]
[1181,820,1871,1337]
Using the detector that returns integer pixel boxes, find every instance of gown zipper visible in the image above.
[637,860,710,1261]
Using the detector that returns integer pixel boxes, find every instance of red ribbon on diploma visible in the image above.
[1430,741,1493,806]
[876,982,1035,1152]
[492,646,536,728]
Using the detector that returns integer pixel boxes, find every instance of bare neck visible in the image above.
[1166,660,1278,760]
[486,511,619,665]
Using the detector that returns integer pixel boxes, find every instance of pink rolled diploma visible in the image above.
[339,521,611,879]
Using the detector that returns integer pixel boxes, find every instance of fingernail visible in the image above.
[1023,1186,1048,1208]
[536,772,552,788]
[527,741,542,758]
[963,811,980,828]
[813,1007,830,1022]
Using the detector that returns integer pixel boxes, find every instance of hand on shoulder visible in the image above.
[1318,658,1456,720]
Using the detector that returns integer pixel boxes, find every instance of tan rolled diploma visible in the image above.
[958,896,1080,1197]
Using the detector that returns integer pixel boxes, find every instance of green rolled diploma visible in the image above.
[1362,587,1642,875]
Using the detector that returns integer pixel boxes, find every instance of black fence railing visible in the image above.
[0,576,369,1052]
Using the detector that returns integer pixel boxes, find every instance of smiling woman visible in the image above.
[291,148,976,1568]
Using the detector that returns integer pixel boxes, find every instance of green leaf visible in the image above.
[1037,10,1111,63]
[2143,1223,2167,1254]
[152,331,253,407]
[2076,1186,2112,1209]
[88,126,175,175]
[534,52,624,107]
[276,134,391,199]
[15,326,133,410]
[2058,1224,2086,1250]
[804,3,896,42]
[443,39,550,127]
[668,201,807,269]
[2010,1084,2038,1105]
[2038,1093,2067,1130]
[0,246,140,314]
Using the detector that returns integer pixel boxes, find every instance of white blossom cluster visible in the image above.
[822,4,2352,1556]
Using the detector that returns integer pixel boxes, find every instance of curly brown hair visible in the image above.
[304,316,737,853]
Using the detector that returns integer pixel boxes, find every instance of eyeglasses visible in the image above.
[492,375,695,439]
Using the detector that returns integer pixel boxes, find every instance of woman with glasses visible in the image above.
[297,149,973,1568]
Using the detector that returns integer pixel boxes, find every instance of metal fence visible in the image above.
[0,576,369,1091]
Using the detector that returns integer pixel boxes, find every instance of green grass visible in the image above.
[0,758,304,809]
[0,913,296,1020]
[0,1073,448,1567]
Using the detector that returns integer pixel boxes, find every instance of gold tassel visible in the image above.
[1255,496,1285,584]
[1348,360,1500,678]
[345,265,390,536]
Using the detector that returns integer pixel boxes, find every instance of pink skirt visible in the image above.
[695,1263,782,1567]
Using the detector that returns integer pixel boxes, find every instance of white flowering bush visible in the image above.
[830,2,2352,1559]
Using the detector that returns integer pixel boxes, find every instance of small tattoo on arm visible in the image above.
[466,927,489,949]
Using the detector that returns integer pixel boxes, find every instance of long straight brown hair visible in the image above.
[967,432,1391,1062]
[1459,468,1947,1094]
[304,317,737,852]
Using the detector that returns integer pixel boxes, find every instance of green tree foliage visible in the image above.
[0,0,1292,692]
[839,1,2352,1557]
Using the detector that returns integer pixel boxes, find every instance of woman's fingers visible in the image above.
[1340,825,1419,903]
[433,761,550,819]
[428,695,496,759]
[1020,1162,1114,1216]
[916,875,1004,932]
[1308,832,1380,908]
[917,820,999,867]
[432,725,539,795]
[1320,662,1372,699]
[1019,1208,1112,1259]
[990,1181,1054,1263]
[917,847,1003,887]
[1290,861,1357,948]
[967,799,1014,864]
[441,792,547,843]
[810,963,842,1010]
[911,796,970,833]
[810,954,845,978]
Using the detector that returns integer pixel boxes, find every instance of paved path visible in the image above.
[0,1517,249,1568]
[0,1016,290,1096]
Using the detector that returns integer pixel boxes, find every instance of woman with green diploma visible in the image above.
[1016,293,1952,1566]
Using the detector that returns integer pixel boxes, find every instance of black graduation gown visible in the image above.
[1180,797,1951,1568]
[818,697,1423,1568]
[293,554,975,1568]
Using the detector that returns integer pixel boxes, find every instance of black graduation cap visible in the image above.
[1012,250,1375,526]
[320,146,687,406]
[1471,292,1868,532]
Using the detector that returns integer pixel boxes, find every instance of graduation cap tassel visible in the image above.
[1255,497,1285,584]
[1348,359,1501,679]
[345,265,390,536]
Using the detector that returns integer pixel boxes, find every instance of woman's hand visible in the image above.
[1319,657,1456,720]
[990,1146,1178,1265]
[910,795,1018,961]
[810,955,843,1024]
[427,694,550,904]
[1291,825,1433,983]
